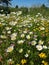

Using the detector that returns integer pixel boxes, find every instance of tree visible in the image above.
[0,0,12,15]
[15,5,18,9]
[0,0,12,7]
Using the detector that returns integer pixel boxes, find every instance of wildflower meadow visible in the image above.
[0,11,49,65]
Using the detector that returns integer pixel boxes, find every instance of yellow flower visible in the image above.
[42,60,48,65]
[44,62,48,65]
[39,53,47,59]
[21,59,27,65]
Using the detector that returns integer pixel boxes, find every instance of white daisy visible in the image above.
[36,45,43,51]
[6,46,14,52]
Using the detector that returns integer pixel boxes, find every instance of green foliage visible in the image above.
[20,7,28,15]
[0,0,12,6]
[15,5,18,9]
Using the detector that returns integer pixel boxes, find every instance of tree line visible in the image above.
[0,0,49,16]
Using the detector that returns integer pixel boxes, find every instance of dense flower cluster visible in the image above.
[0,11,49,65]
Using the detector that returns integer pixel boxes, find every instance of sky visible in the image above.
[11,0,49,7]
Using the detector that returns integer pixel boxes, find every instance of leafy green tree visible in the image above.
[0,0,12,7]
[0,0,12,15]
[15,5,18,9]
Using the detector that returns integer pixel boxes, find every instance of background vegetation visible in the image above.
[0,4,49,17]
